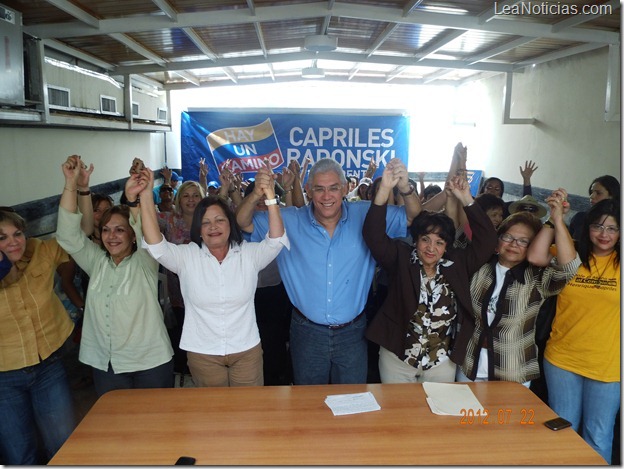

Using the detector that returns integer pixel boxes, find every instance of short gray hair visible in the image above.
[307,158,347,185]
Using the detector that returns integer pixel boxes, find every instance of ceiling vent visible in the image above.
[301,67,325,79]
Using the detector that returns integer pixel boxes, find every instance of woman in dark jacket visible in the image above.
[363,173,497,383]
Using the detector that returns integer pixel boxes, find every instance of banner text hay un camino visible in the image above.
[181,110,409,184]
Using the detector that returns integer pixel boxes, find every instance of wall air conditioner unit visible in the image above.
[100,95,118,115]
[132,102,140,118]
[47,85,70,110]
[157,107,168,123]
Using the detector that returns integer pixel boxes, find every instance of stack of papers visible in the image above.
[422,382,485,416]
[324,392,381,416]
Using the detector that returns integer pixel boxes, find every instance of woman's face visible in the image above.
[483,180,503,197]
[497,223,534,268]
[179,186,202,216]
[101,214,135,263]
[589,215,619,257]
[589,182,611,205]
[0,222,26,263]
[486,207,504,229]
[93,200,112,229]
[348,178,357,192]
[200,205,231,252]
[416,231,447,272]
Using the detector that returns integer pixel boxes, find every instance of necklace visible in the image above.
[591,251,614,289]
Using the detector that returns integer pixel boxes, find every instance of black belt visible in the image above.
[294,307,365,330]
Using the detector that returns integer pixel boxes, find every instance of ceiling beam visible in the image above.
[25,2,619,45]
[114,50,516,75]
[551,0,620,32]
[477,0,523,24]
[151,0,178,21]
[43,39,114,71]
[181,28,217,60]
[514,42,608,68]
[44,0,100,28]
[108,33,167,65]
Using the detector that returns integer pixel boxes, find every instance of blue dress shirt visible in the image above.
[251,200,407,325]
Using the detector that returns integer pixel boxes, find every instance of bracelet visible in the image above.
[399,185,415,197]
[64,187,77,192]
[465,201,475,207]
[78,190,91,196]
[125,198,140,207]
[544,219,555,229]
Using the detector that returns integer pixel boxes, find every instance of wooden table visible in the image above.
[49,382,605,465]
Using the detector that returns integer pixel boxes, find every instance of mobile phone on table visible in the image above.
[544,417,572,431]
[175,456,196,465]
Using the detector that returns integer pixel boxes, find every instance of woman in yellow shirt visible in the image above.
[544,199,620,464]
[0,208,76,464]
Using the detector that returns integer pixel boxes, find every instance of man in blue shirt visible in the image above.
[236,158,421,385]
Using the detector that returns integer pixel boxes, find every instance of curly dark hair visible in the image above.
[190,196,242,248]
[409,210,456,246]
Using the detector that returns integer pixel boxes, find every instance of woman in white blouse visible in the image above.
[138,164,289,387]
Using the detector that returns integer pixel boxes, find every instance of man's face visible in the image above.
[306,171,348,225]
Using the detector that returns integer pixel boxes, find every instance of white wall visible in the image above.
[465,46,620,197]
[0,128,165,206]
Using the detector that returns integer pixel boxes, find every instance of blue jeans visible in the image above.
[544,359,620,464]
[290,310,367,385]
[92,359,174,397]
[0,351,76,464]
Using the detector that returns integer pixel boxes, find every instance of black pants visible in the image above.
[254,283,293,386]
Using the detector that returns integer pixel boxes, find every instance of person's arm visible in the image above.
[288,159,306,207]
[124,164,144,222]
[228,173,244,208]
[138,168,164,245]
[61,155,93,214]
[527,188,575,267]
[77,166,94,236]
[519,160,537,196]
[257,164,285,239]
[416,172,426,201]
[389,158,421,225]
[443,179,462,230]
[280,165,296,207]
[236,168,271,233]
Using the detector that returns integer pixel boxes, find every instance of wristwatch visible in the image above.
[264,197,280,206]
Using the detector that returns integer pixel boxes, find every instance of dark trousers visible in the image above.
[254,283,293,385]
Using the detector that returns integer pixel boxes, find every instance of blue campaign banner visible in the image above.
[181,110,409,184]
[467,169,483,197]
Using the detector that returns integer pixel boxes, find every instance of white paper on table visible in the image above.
[324,392,381,416]
[422,382,485,416]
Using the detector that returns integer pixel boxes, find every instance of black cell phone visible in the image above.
[544,417,572,431]
[175,456,197,465]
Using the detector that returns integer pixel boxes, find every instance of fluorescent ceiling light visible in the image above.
[301,67,325,79]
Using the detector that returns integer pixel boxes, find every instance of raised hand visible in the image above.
[281,166,295,190]
[125,172,145,200]
[62,155,90,186]
[546,188,569,219]
[199,157,208,181]
[520,160,538,183]
[258,159,276,199]
[161,166,172,183]
[364,159,378,179]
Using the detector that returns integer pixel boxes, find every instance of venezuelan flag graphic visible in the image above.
[206,118,284,174]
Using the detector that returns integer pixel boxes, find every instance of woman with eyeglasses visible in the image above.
[543,199,620,464]
[363,174,498,383]
[455,188,580,386]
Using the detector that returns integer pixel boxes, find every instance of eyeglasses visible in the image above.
[499,233,531,248]
[589,224,619,235]
[311,184,343,195]
[517,204,538,213]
